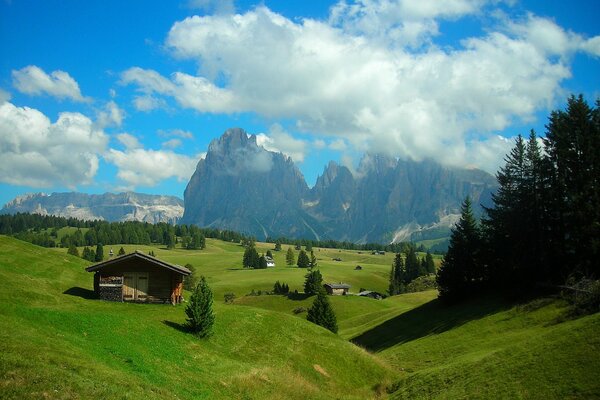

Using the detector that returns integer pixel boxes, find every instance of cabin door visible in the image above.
[122,272,149,302]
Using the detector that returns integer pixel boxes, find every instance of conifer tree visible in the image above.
[94,243,104,262]
[118,246,126,256]
[425,251,436,274]
[185,276,215,338]
[437,197,483,302]
[297,249,310,268]
[310,251,318,268]
[286,247,295,266]
[388,252,405,295]
[304,269,323,295]
[307,289,338,333]
[258,254,268,269]
[67,243,79,257]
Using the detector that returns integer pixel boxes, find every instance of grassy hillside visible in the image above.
[3,235,599,399]
[353,296,600,399]
[0,236,393,399]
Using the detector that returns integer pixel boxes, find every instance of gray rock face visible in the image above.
[1,192,184,224]
[182,128,324,239]
[183,128,498,243]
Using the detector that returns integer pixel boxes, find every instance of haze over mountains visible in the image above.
[1,192,184,224]
[181,128,497,243]
[1,128,497,244]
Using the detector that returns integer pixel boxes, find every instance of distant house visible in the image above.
[332,257,342,261]
[265,256,275,267]
[358,290,383,300]
[355,265,363,270]
[85,251,191,304]
[324,282,351,295]
[371,250,386,255]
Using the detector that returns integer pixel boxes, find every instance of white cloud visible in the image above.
[157,128,194,139]
[96,100,125,128]
[329,138,347,151]
[162,138,182,149]
[116,133,142,150]
[0,102,108,187]
[256,124,307,162]
[0,88,11,103]
[104,148,198,187]
[12,65,89,102]
[133,94,168,112]
[120,4,599,173]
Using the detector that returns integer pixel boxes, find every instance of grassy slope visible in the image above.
[353,296,600,399]
[5,235,599,399]
[0,236,393,399]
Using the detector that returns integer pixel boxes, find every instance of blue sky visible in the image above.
[1,0,599,207]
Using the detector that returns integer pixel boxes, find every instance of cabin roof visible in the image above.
[85,250,191,276]
[324,282,351,289]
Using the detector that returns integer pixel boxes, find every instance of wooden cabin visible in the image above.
[323,282,351,295]
[86,251,191,304]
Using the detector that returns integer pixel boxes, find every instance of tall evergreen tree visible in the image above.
[425,251,436,274]
[388,252,406,295]
[437,197,483,302]
[286,247,295,266]
[307,290,338,333]
[310,251,318,268]
[297,249,310,268]
[304,269,323,295]
[404,245,420,283]
[95,243,104,262]
[243,246,260,268]
[185,276,215,338]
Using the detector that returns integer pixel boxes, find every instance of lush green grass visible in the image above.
[4,235,599,399]
[0,236,393,399]
[353,296,600,399]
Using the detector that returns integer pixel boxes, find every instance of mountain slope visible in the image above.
[1,192,184,224]
[0,235,392,399]
[183,128,497,243]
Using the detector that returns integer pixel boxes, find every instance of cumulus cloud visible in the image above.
[116,133,142,150]
[104,148,198,187]
[96,100,125,128]
[0,88,11,103]
[157,128,195,139]
[12,65,89,102]
[0,102,107,187]
[162,138,182,149]
[121,3,599,173]
[256,124,307,162]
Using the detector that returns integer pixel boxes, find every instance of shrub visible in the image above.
[293,307,307,314]
[185,276,215,338]
[224,292,236,304]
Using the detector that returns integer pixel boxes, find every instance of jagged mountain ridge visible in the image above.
[182,128,498,243]
[1,192,184,224]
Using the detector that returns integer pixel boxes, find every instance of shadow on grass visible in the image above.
[63,287,97,299]
[351,296,511,352]
[286,292,312,301]
[162,320,190,334]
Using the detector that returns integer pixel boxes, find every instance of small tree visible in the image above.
[307,290,338,333]
[425,252,436,274]
[266,250,274,259]
[286,247,295,266]
[223,292,236,304]
[258,254,268,269]
[274,240,282,251]
[185,276,215,338]
[95,243,104,262]
[67,243,79,257]
[118,246,126,256]
[310,251,318,268]
[297,250,310,268]
[304,269,323,295]
[389,252,406,295]
[183,263,198,291]
[243,246,260,268]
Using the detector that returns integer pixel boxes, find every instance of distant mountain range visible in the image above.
[181,128,497,244]
[2,128,498,245]
[0,192,183,224]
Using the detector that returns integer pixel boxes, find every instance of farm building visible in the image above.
[324,282,351,295]
[85,251,191,304]
[265,256,275,267]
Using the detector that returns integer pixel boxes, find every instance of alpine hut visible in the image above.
[86,251,191,304]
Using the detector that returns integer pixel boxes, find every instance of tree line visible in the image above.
[436,95,599,302]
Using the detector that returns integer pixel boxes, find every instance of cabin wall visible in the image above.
[94,260,184,303]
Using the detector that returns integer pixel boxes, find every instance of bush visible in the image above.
[405,275,438,293]
[185,276,215,338]
[562,278,600,315]
[224,292,236,304]
[293,307,307,314]
[183,264,198,291]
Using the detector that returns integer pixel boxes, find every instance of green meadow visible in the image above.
[1,235,598,399]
